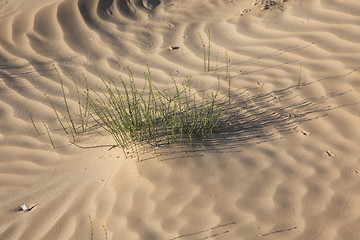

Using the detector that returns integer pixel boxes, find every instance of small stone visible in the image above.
[325,150,334,157]
[19,204,36,212]
[168,46,180,50]
[301,130,310,136]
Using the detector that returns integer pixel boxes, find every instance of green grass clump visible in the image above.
[45,66,233,159]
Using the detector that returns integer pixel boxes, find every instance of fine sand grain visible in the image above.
[1,0,360,239]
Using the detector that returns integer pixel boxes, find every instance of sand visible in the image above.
[1,0,360,239]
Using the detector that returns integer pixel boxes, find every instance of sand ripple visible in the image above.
[1,0,360,239]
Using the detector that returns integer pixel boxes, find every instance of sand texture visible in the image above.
[1,0,360,239]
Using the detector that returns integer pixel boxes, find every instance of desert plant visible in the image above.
[43,122,55,149]
[102,225,108,240]
[88,215,94,240]
[225,51,231,103]
[257,223,263,237]
[298,64,302,87]
[198,29,211,72]
[35,65,236,160]
[25,105,40,135]
[87,215,109,240]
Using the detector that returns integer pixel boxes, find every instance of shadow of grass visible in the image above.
[143,82,353,162]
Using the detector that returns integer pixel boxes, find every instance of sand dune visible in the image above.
[1,0,360,239]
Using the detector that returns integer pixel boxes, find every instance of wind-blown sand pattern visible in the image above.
[1,0,360,239]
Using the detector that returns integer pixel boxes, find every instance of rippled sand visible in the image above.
[1,0,360,239]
